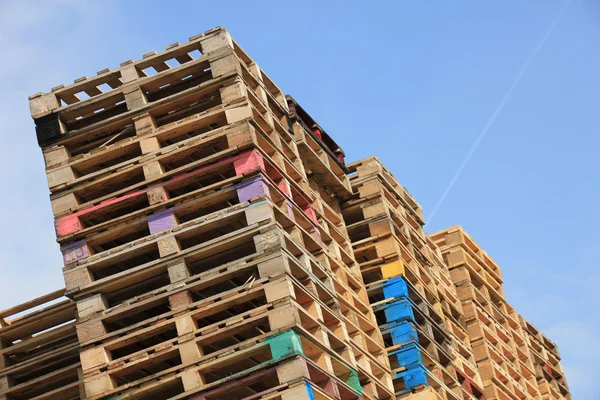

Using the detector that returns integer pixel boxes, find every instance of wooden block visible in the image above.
[446,249,467,268]
[375,239,397,259]
[202,29,234,53]
[158,236,180,257]
[0,375,15,391]
[254,84,269,105]
[264,279,295,303]
[276,357,310,383]
[76,294,108,319]
[169,290,193,310]
[29,92,60,119]
[147,185,169,205]
[276,178,292,197]
[123,86,147,110]
[168,262,191,283]
[219,79,247,103]
[56,214,83,236]
[449,266,470,284]
[253,229,282,253]
[303,206,318,225]
[355,353,373,375]
[181,369,204,392]
[77,319,107,342]
[80,346,110,372]
[357,179,382,198]
[368,219,392,236]
[356,158,382,177]
[362,201,388,220]
[51,193,79,215]
[281,383,314,400]
[140,137,160,154]
[64,267,94,291]
[83,374,115,398]
[0,354,9,370]
[119,61,140,83]
[179,340,203,365]
[455,283,476,301]
[225,104,253,124]
[133,113,157,137]
[323,380,341,399]
[143,160,164,179]
[289,227,304,247]
[315,353,334,375]
[381,259,405,279]
[43,146,70,168]
[433,303,445,320]
[148,210,178,234]
[236,176,271,203]
[226,127,254,147]
[62,240,93,265]
[175,314,196,337]
[257,255,288,278]
[245,201,273,225]
[47,166,76,188]
[268,304,299,330]
[233,149,265,176]
[284,200,295,221]
[210,53,240,77]
[444,230,464,246]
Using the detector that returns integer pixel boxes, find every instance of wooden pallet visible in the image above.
[30,28,289,145]
[343,172,468,343]
[55,155,314,260]
[346,157,424,226]
[25,25,403,400]
[368,282,453,367]
[82,321,361,399]
[433,227,572,400]
[341,162,492,400]
[74,231,389,396]
[519,318,570,399]
[286,95,352,200]
[0,290,82,400]
[47,118,306,219]
[430,227,503,288]
[351,223,465,330]
[182,356,363,400]
[65,219,384,396]
[61,180,336,287]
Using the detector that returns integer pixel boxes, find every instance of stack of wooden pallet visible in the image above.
[0,24,574,400]
[519,317,570,399]
[431,227,571,400]
[0,290,79,400]
[342,157,484,400]
[22,27,396,400]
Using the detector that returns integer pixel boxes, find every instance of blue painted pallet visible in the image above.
[393,365,429,395]
[375,276,431,393]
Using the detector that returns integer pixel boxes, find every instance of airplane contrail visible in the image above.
[427,0,573,225]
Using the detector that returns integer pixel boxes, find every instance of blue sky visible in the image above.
[0,1,597,398]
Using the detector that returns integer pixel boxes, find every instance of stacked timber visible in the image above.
[342,157,484,400]
[0,290,80,400]
[2,24,573,400]
[25,27,394,400]
[431,227,571,400]
[519,317,570,400]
